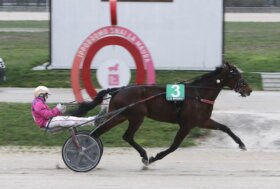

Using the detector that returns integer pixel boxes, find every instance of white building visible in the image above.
[51,0,224,70]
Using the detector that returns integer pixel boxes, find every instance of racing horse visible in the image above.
[72,62,252,165]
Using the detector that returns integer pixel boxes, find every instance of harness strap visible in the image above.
[190,90,215,106]
[200,99,215,105]
[172,96,214,125]
[174,101,184,125]
[44,117,53,134]
[190,86,215,105]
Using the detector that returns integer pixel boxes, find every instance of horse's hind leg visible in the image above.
[123,116,149,165]
[200,119,246,150]
[149,126,191,164]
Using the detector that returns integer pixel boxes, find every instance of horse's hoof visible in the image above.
[148,156,155,164]
[239,144,247,151]
[142,158,149,166]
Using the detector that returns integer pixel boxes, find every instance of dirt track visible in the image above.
[1,147,280,189]
[1,90,280,189]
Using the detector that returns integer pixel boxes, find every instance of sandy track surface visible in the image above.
[1,147,280,189]
[0,90,280,188]
[225,13,280,22]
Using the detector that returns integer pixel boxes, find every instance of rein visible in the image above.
[130,91,215,106]
[127,92,166,107]
[65,84,217,107]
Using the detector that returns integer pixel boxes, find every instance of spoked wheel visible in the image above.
[62,133,102,172]
[77,130,103,157]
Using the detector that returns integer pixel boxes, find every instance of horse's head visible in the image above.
[220,62,252,97]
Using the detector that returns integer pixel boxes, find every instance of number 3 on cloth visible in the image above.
[166,84,185,101]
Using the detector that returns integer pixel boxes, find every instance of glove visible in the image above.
[56,103,66,113]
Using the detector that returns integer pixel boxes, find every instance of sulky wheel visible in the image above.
[62,133,102,172]
[77,130,103,157]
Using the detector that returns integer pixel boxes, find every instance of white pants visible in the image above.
[46,116,96,129]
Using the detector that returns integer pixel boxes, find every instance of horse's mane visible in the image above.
[189,66,223,85]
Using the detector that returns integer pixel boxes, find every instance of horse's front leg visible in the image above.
[200,118,246,150]
[148,126,191,165]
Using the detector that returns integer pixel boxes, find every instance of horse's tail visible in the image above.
[70,87,122,116]
[89,87,122,108]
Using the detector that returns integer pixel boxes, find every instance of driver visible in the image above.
[31,86,98,129]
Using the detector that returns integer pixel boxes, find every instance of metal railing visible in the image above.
[225,0,280,7]
[0,0,49,11]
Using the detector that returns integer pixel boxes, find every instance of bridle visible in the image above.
[227,69,247,94]
[233,78,246,94]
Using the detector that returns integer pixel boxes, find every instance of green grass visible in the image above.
[0,102,207,147]
[0,21,49,28]
[224,22,280,72]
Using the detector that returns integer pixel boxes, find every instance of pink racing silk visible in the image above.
[31,97,62,128]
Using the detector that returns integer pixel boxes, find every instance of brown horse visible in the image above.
[72,62,252,165]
